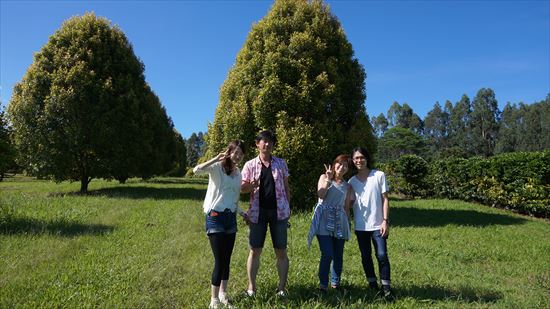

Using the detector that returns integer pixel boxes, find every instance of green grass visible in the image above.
[1,176,549,308]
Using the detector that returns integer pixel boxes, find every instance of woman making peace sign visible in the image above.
[307,154,353,293]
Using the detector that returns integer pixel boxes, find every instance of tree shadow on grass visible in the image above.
[392,207,526,227]
[87,186,207,201]
[0,217,114,237]
[142,178,208,185]
[236,283,501,307]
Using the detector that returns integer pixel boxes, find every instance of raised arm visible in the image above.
[193,152,225,174]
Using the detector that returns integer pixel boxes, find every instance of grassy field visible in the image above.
[1,176,549,308]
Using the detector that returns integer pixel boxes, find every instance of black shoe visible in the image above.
[369,282,379,290]
[317,287,327,296]
[382,285,395,300]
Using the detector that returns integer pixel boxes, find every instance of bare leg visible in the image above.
[211,284,220,300]
[275,248,289,291]
[247,248,262,291]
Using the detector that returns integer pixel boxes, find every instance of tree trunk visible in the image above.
[80,177,88,193]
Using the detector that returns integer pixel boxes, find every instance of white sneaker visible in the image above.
[244,289,255,297]
[219,293,233,308]
[276,289,287,297]
[209,298,220,309]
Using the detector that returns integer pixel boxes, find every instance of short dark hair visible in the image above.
[255,130,276,145]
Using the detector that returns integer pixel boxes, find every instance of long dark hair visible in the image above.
[222,140,245,175]
[351,147,374,170]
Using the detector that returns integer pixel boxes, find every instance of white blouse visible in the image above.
[193,162,242,214]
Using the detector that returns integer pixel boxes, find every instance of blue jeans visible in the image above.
[355,230,391,285]
[317,235,345,288]
[205,209,237,235]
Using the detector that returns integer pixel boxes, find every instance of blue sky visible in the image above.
[1,0,549,139]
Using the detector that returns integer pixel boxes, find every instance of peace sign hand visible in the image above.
[324,164,333,181]
[216,151,228,162]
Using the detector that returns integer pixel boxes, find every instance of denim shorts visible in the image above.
[205,209,237,235]
[249,208,288,249]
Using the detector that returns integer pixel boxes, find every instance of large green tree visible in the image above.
[447,94,473,157]
[377,127,426,163]
[186,131,205,168]
[470,88,500,157]
[387,101,423,133]
[8,13,174,192]
[204,0,375,208]
[371,113,388,138]
[423,101,450,158]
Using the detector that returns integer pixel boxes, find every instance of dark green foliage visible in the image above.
[371,113,388,138]
[429,150,550,217]
[7,13,178,191]
[387,102,423,134]
[377,127,426,163]
[447,94,473,157]
[186,132,205,167]
[204,0,375,209]
[470,88,500,157]
[423,101,450,158]
[0,108,16,181]
[495,96,550,154]
[384,154,429,198]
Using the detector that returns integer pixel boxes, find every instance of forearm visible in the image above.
[193,155,219,173]
[382,193,390,220]
[317,175,331,199]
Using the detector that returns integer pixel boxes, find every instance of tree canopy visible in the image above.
[8,13,180,192]
[204,0,375,208]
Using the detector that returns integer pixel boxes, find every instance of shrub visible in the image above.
[385,154,429,198]
[429,150,549,217]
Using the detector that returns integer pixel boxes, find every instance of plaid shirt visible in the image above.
[241,155,290,223]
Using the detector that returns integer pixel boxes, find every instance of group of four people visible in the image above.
[193,130,392,308]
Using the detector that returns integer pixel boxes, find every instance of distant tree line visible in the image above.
[372,88,550,163]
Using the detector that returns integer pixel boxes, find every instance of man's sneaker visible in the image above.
[244,289,255,298]
[382,285,395,300]
[369,282,379,290]
[276,289,287,297]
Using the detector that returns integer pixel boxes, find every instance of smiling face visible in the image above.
[230,146,244,164]
[334,162,348,178]
[352,151,367,170]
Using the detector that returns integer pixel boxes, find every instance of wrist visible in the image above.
[383,218,389,223]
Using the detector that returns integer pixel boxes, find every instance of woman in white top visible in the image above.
[348,146,393,299]
[193,140,246,309]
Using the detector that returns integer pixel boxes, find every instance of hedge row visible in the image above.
[381,150,550,218]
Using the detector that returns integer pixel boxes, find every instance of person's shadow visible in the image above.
[239,283,501,307]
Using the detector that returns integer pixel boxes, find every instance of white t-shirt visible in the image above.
[348,169,389,231]
[193,162,242,214]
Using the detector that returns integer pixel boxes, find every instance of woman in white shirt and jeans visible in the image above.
[193,140,246,308]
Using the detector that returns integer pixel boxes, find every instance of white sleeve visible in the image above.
[193,161,217,175]
[379,172,389,194]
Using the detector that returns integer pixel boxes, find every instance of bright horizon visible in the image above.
[1,0,549,139]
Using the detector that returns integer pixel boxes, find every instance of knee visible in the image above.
[320,251,334,261]
[250,248,262,259]
[274,248,288,260]
[376,252,389,262]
